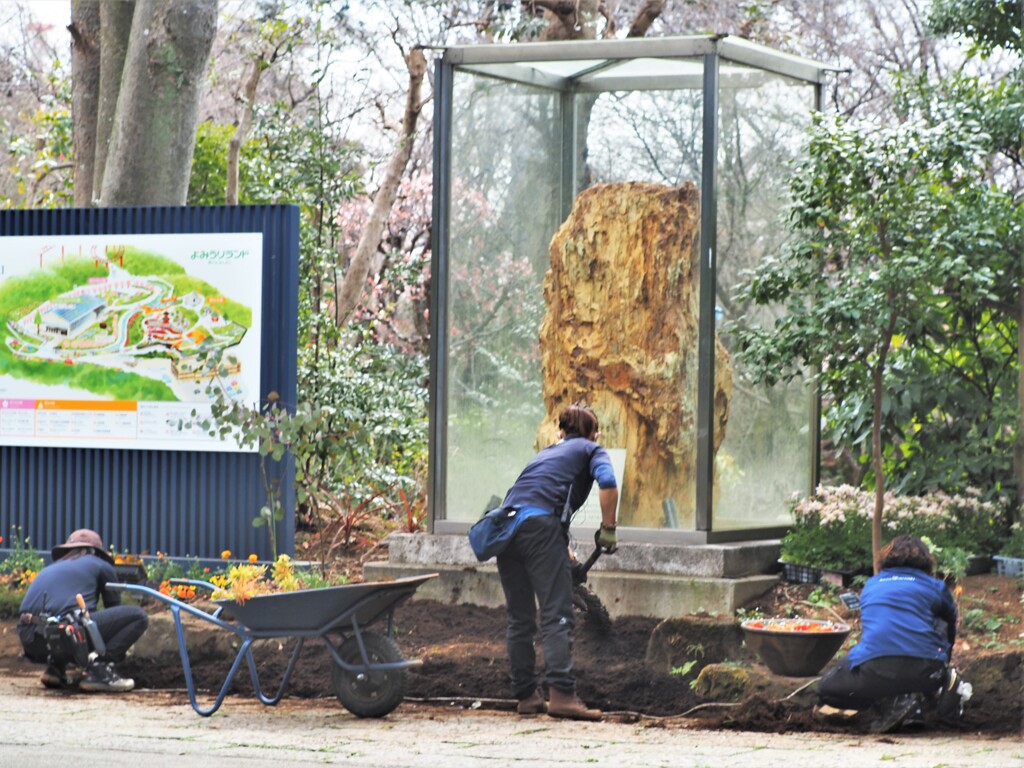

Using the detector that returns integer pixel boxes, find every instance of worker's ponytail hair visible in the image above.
[558,404,599,441]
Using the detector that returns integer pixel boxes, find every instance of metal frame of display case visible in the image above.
[429,36,840,543]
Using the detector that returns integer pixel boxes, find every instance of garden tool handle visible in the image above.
[580,547,602,576]
[75,593,107,657]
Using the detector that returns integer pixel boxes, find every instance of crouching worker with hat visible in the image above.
[17,529,149,692]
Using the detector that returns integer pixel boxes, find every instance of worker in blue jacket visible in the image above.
[818,535,970,732]
[498,403,619,721]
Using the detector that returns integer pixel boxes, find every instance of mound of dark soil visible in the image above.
[4,573,1020,735]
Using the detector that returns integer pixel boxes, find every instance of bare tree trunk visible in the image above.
[69,1,100,207]
[871,361,885,574]
[871,314,897,574]
[99,0,217,207]
[536,0,601,40]
[571,1,666,189]
[627,0,666,38]
[92,0,135,199]
[333,48,428,328]
[226,59,262,205]
[1017,281,1024,516]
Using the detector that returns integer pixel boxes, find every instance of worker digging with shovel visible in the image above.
[494,404,619,721]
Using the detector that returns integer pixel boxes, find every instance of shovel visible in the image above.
[571,545,613,635]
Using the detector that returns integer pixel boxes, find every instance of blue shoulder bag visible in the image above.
[467,506,522,562]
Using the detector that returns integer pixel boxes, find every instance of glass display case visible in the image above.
[428,37,837,542]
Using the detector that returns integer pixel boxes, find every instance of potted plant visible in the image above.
[779,486,873,585]
[994,523,1024,577]
[740,618,852,676]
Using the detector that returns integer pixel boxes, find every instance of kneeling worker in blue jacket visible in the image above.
[818,535,971,732]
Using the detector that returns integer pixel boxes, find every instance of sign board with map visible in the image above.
[0,233,262,452]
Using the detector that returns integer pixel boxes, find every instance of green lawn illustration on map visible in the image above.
[0,248,253,403]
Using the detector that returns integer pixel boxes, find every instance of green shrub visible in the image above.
[0,526,45,576]
[781,485,1010,571]
[0,584,24,619]
[780,486,873,571]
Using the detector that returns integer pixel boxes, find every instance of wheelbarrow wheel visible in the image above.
[331,632,408,718]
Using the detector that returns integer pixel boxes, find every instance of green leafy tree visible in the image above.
[927,2,1024,508]
[928,0,1022,58]
[187,80,429,557]
[736,109,1012,571]
[3,61,74,209]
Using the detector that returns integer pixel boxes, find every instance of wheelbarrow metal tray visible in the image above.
[214,574,435,633]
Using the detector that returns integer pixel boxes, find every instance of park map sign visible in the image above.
[0,233,263,452]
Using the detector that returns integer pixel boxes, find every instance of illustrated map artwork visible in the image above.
[0,233,263,452]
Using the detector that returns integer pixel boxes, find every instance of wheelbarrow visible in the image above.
[109,573,437,718]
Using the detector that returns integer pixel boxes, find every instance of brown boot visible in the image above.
[547,687,602,721]
[516,688,547,715]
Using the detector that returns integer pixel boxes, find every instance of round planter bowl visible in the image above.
[740,618,851,677]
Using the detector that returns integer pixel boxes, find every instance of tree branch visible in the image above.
[333,48,428,328]
[627,0,665,38]
[226,57,263,205]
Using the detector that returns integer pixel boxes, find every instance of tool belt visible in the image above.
[44,613,91,668]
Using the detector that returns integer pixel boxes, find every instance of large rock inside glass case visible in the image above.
[538,181,733,528]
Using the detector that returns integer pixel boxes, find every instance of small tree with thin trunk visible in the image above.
[736,109,1009,572]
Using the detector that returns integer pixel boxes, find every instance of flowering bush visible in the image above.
[781,485,1009,572]
[883,488,1007,556]
[0,526,44,583]
[211,554,346,603]
[780,485,874,571]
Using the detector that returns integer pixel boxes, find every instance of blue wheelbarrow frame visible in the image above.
[109,573,437,717]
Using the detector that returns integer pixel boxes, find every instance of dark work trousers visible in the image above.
[18,604,149,665]
[818,655,947,710]
[496,514,576,699]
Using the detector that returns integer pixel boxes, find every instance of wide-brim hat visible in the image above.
[51,528,115,565]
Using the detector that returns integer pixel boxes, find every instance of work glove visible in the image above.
[595,524,618,554]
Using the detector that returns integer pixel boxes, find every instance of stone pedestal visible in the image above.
[363,533,780,620]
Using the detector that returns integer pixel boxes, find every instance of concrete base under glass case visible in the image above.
[363,534,781,619]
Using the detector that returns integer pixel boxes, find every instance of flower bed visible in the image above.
[780,485,1009,578]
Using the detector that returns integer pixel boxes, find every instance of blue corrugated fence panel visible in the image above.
[0,205,299,560]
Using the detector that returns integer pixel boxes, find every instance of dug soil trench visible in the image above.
[2,574,1020,735]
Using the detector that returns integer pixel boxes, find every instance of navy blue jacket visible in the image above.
[502,437,616,517]
[19,554,121,616]
[846,566,957,667]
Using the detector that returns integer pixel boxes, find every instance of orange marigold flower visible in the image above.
[203,567,210,573]
[221,550,232,560]
[248,554,258,563]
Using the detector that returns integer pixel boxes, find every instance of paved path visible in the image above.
[2,671,1022,768]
